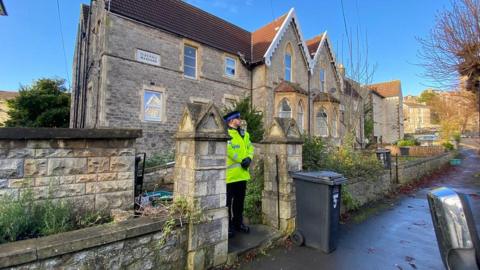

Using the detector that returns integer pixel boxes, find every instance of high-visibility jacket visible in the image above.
[226,128,254,183]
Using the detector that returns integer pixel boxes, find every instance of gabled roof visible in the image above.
[109,0,252,60]
[257,8,311,68]
[344,79,361,99]
[0,0,7,16]
[274,81,308,95]
[106,1,315,70]
[313,93,340,104]
[252,13,288,64]
[368,80,402,97]
[306,33,325,56]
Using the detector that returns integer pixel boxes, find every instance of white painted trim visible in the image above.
[263,8,312,73]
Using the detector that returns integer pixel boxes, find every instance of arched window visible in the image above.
[316,108,328,137]
[332,110,338,137]
[285,43,293,82]
[278,98,292,118]
[297,101,304,131]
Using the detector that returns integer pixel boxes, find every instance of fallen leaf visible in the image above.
[395,264,404,270]
[367,247,376,254]
[405,256,415,262]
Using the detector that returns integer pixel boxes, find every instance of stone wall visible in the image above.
[0,128,141,213]
[0,217,187,270]
[344,152,454,208]
[143,162,175,190]
[386,145,445,157]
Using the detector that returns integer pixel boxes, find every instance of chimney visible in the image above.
[337,64,345,77]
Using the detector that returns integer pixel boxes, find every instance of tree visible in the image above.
[418,0,480,93]
[223,97,264,143]
[5,79,70,128]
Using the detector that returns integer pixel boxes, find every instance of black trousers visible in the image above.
[226,180,247,229]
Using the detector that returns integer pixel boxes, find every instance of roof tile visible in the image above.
[368,80,402,97]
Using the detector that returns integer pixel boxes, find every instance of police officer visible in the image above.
[224,111,254,238]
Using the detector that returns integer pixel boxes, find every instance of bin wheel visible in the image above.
[291,230,304,246]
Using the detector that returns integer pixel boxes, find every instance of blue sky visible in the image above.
[0,0,450,95]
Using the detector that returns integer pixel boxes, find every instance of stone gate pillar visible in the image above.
[173,103,229,270]
[262,118,303,233]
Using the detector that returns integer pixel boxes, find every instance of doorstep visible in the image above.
[227,225,281,265]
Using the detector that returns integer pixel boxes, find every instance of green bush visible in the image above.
[443,141,454,151]
[0,190,110,244]
[302,133,384,179]
[244,160,264,224]
[397,139,419,147]
[223,97,264,143]
[452,132,461,143]
[145,151,175,168]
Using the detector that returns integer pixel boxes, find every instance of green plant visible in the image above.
[397,139,419,147]
[223,97,264,143]
[0,190,41,243]
[442,141,454,151]
[302,133,384,180]
[156,197,205,246]
[452,132,461,143]
[244,160,264,224]
[5,78,70,128]
[145,151,175,168]
[0,189,111,244]
[341,187,360,211]
[38,199,73,236]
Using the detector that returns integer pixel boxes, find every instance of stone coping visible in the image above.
[0,128,142,140]
[399,152,450,168]
[0,217,170,268]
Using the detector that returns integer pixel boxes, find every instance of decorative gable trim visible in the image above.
[310,32,343,88]
[263,8,311,73]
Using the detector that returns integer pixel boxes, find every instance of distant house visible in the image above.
[0,91,18,125]
[403,101,432,134]
[71,0,364,154]
[0,0,7,16]
[367,80,404,144]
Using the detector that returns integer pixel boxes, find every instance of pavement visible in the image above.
[238,143,480,270]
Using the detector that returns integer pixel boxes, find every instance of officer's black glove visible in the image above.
[241,157,252,169]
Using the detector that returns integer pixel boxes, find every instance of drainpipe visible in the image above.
[307,70,311,135]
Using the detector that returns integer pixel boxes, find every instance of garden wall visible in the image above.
[386,145,444,157]
[345,152,454,208]
[0,217,187,269]
[0,128,141,213]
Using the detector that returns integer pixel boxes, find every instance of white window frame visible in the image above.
[316,109,328,137]
[142,87,166,122]
[224,56,236,78]
[278,98,292,118]
[184,45,197,79]
[320,68,325,92]
[285,53,292,82]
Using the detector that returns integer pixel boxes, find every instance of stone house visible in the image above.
[71,0,364,155]
[367,80,404,144]
[403,101,432,134]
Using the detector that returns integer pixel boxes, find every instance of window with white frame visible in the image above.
[285,53,292,81]
[278,98,292,118]
[316,109,328,137]
[320,68,325,92]
[297,101,304,131]
[225,57,236,77]
[143,90,164,122]
[184,45,197,78]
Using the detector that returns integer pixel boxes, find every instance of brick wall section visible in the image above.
[0,128,141,213]
[0,217,187,269]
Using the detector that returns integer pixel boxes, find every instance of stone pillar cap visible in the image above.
[262,117,303,144]
[175,102,230,141]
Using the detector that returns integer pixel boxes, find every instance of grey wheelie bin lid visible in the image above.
[292,171,347,185]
